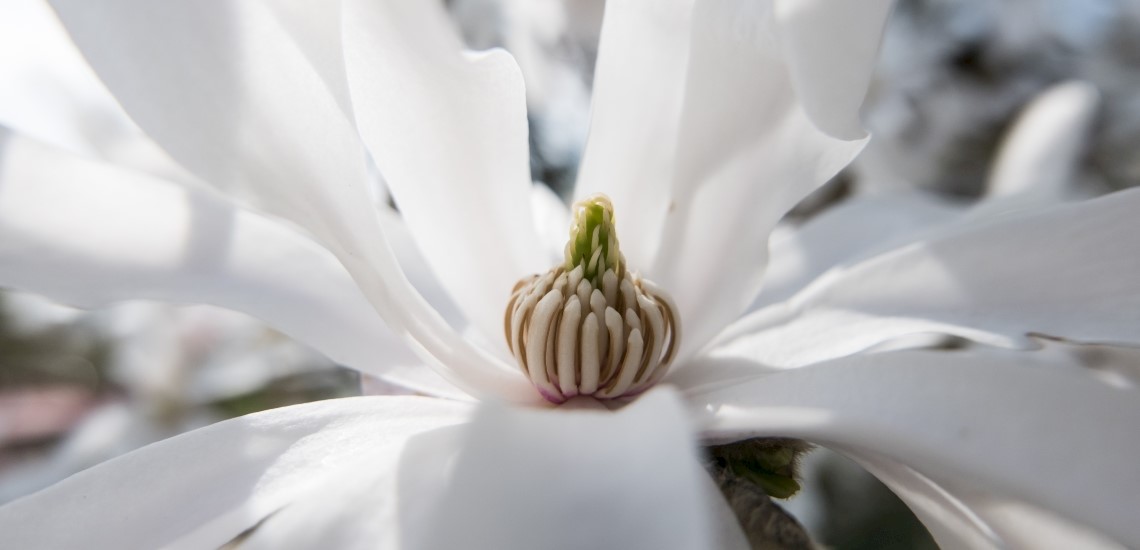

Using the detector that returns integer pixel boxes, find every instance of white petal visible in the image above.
[773,0,893,139]
[854,453,1125,549]
[986,80,1100,200]
[0,0,190,182]
[0,397,472,549]
[531,183,571,267]
[47,0,371,235]
[756,81,1099,316]
[957,492,1128,550]
[848,452,1004,549]
[654,0,872,358]
[49,0,539,400]
[755,192,963,310]
[573,0,695,272]
[685,349,1140,547]
[236,421,468,549]
[343,0,547,351]
[260,0,354,116]
[407,389,719,549]
[716,188,1140,367]
[0,130,458,397]
[577,1,878,357]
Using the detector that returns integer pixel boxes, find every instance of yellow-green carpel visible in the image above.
[565,195,623,285]
[505,194,680,404]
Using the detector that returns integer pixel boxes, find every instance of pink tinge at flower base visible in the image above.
[506,194,679,402]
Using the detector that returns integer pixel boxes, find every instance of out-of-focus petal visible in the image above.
[0,0,191,182]
[0,130,454,396]
[260,0,354,116]
[985,80,1100,200]
[0,397,472,549]
[715,188,1140,367]
[408,389,722,549]
[686,349,1140,547]
[343,0,547,352]
[773,0,893,140]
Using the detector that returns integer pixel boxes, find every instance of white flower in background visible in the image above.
[0,1,1138,549]
[854,0,1140,196]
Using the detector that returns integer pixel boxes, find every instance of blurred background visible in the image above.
[2,0,1139,548]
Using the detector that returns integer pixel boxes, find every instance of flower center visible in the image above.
[504,194,680,403]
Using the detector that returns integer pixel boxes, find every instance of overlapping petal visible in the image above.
[342,0,547,351]
[0,130,462,398]
[685,349,1140,547]
[0,397,472,549]
[575,0,888,357]
[179,389,741,550]
[47,0,538,401]
[715,188,1140,367]
[0,0,189,182]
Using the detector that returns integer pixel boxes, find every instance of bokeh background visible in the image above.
[2,0,1138,547]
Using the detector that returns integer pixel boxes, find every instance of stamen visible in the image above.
[506,194,680,403]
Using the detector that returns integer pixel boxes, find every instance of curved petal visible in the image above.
[773,0,893,139]
[953,492,1128,550]
[685,349,1140,547]
[847,452,1004,550]
[853,452,1125,549]
[414,389,720,549]
[0,396,472,549]
[47,0,537,401]
[0,130,453,396]
[0,0,190,182]
[342,0,547,350]
[985,80,1100,200]
[715,188,1140,367]
[47,0,370,230]
[225,389,737,549]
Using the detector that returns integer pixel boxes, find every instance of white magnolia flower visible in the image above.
[1,1,1139,549]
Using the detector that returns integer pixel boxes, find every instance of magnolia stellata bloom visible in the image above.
[1,0,1140,549]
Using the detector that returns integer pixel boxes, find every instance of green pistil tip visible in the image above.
[565,194,623,284]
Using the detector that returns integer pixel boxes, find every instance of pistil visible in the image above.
[505,194,680,403]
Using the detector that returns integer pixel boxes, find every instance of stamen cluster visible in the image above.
[505,195,679,403]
